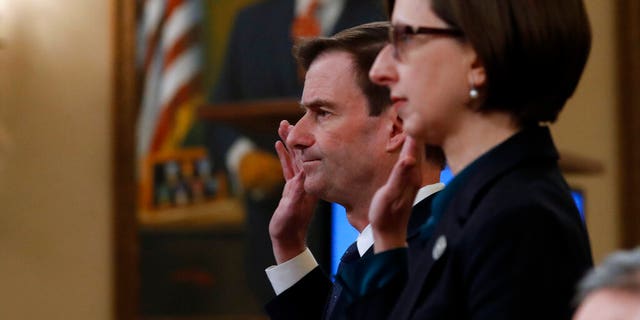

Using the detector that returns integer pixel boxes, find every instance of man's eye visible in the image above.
[316,109,330,118]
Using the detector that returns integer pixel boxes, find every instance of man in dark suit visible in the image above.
[205,0,388,304]
[263,22,445,320]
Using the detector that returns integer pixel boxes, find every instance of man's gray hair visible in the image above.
[575,247,640,304]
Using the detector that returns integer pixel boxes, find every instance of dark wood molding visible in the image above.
[617,0,640,247]
[111,0,138,319]
[199,99,303,134]
[557,149,604,175]
[199,100,605,175]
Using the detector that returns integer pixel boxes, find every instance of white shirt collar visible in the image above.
[294,0,344,35]
[295,0,312,15]
[356,182,445,256]
[356,224,374,256]
[413,182,445,205]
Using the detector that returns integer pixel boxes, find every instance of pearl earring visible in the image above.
[469,87,479,99]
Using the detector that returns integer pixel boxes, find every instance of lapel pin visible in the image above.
[432,235,447,260]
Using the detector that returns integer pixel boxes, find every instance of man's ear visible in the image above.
[386,112,406,152]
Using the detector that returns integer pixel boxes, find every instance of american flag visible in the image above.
[136,0,203,160]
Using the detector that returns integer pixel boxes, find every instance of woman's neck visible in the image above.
[443,111,520,175]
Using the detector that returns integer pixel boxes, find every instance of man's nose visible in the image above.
[286,115,314,150]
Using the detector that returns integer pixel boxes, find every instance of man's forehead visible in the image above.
[303,52,358,93]
[307,50,355,73]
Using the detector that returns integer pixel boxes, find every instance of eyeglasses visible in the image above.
[389,24,463,61]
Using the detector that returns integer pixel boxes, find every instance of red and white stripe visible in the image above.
[136,0,202,159]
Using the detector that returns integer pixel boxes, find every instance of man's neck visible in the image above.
[345,205,369,233]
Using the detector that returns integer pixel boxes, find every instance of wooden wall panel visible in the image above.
[112,0,138,319]
[617,0,640,247]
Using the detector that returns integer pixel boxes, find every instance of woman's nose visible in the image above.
[369,44,398,87]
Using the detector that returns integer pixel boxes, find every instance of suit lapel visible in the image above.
[407,193,436,238]
[399,126,560,318]
[400,202,463,317]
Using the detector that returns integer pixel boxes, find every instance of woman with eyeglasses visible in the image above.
[336,0,595,319]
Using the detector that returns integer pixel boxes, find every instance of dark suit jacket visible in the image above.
[265,193,438,320]
[205,0,387,304]
[208,0,387,158]
[212,0,386,102]
[346,126,593,320]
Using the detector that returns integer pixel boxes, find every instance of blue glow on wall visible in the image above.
[330,202,357,277]
[572,190,585,222]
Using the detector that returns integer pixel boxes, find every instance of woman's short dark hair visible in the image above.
[294,21,391,116]
[431,0,592,126]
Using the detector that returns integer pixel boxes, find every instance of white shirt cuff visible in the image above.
[265,248,319,295]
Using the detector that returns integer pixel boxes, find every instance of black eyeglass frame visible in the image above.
[389,24,464,60]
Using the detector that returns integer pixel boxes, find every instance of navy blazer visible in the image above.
[265,193,438,320]
[204,0,387,304]
[346,126,593,320]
